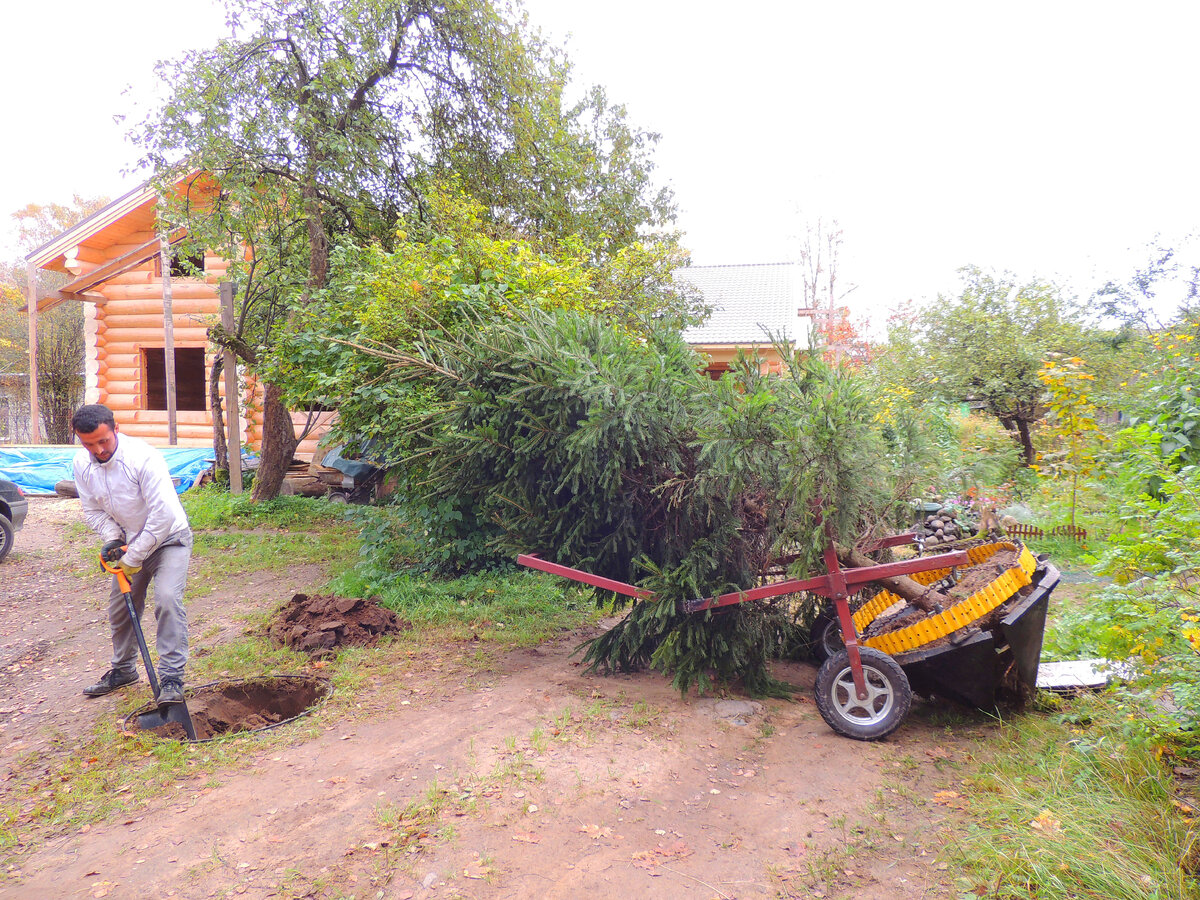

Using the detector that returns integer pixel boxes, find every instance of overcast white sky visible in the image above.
[3,1,1198,322]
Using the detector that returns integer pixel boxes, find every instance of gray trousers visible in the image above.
[108,531,192,680]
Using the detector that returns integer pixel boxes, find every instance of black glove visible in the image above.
[101,539,125,563]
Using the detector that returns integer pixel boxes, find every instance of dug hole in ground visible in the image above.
[2,497,999,899]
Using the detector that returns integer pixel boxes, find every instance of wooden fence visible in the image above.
[1005,523,1088,542]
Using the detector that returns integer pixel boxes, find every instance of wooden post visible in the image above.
[25,262,41,443]
[220,282,243,494]
[159,235,178,445]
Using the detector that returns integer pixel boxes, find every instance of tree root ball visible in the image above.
[268,593,411,653]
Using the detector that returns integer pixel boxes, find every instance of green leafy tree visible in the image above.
[273,184,699,461]
[884,266,1088,465]
[136,0,681,499]
[1037,353,1107,527]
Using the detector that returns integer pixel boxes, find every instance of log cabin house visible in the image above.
[23,181,333,457]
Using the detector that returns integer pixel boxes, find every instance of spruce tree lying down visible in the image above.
[382,308,897,695]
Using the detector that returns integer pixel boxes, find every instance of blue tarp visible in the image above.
[0,445,214,495]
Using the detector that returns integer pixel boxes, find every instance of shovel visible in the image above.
[100,551,197,740]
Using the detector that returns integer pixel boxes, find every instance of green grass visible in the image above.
[190,528,361,590]
[330,566,598,648]
[1023,535,1100,568]
[949,696,1196,900]
[0,715,249,859]
[181,485,350,530]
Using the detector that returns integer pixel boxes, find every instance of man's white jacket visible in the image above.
[73,433,191,568]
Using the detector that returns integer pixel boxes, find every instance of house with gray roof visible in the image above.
[676,263,814,377]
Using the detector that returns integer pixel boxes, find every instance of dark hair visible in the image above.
[71,404,116,434]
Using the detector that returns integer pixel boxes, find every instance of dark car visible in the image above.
[0,477,28,562]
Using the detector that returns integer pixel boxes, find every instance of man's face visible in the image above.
[76,423,119,463]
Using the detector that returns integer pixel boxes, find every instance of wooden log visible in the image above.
[102,268,160,285]
[97,298,219,317]
[119,420,214,434]
[120,409,212,424]
[96,327,210,344]
[836,544,952,613]
[98,283,218,301]
[92,313,216,330]
[67,245,112,265]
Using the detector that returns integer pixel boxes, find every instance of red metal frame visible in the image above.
[517,543,968,701]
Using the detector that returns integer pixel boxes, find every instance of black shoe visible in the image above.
[83,669,139,697]
[158,676,186,704]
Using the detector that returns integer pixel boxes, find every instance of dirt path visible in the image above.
[2,498,985,899]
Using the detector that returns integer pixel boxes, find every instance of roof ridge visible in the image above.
[680,262,795,270]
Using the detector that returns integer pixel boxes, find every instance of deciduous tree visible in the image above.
[137,0,681,499]
[884,266,1087,465]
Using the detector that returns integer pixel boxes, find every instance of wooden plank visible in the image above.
[220,282,243,494]
[26,262,40,443]
[160,236,178,445]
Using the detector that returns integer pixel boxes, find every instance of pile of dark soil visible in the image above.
[268,593,410,653]
[865,548,1022,641]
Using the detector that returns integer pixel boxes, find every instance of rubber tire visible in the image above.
[814,647,912,741]
[809,607,845,662]
[326,492,349,504]
[0,514,13,563]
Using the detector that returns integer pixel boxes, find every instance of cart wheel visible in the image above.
[809,607,845,662]
[327,492,349,504]
[815,647,912,741]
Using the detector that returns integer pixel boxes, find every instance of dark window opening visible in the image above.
[143,348,207,411]
[155,250,206,278]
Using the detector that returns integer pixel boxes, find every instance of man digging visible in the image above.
[71,403,193,703]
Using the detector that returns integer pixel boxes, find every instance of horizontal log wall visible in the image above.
[87,250,333,456]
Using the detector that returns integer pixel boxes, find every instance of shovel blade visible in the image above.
[137,701,198,741]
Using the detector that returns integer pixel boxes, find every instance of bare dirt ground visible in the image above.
[0,498,994,899]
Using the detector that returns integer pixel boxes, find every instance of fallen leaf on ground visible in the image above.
[512,831,541,844]
[580,823,613,839]
[932,790,969,809]
[1030,809,1062,833]
[632,851,660,873]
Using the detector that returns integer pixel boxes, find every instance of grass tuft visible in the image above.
[950,696,1195,899]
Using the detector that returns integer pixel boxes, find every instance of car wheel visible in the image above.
[0,514,14,563]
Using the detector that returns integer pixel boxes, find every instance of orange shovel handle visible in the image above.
[99,548,133,594]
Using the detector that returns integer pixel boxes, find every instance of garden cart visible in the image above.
[519,533,1058,740]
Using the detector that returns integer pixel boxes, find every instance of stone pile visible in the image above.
[920,507,977,547]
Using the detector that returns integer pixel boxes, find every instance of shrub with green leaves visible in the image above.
[369,307,890,695]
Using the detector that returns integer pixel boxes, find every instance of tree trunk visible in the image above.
[1014,418,1036,466]
[251,382,299,501]
[835,544,952,613]
[209,356,228,473]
